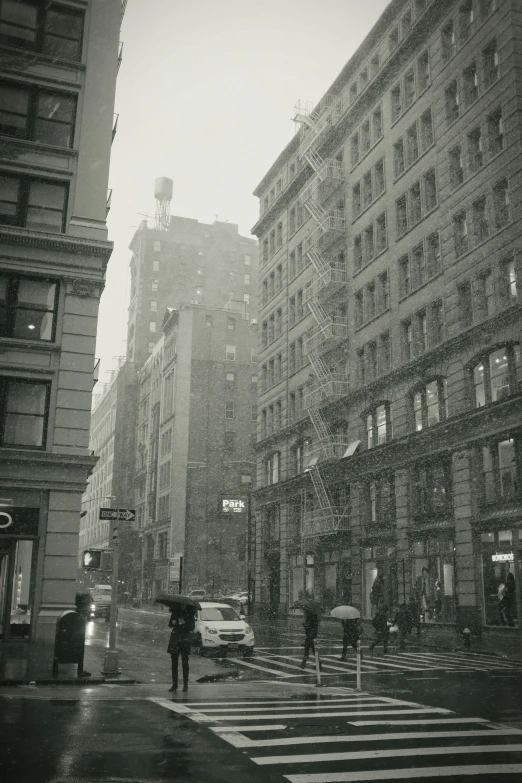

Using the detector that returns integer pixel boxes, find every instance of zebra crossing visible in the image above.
[226,646,522,679]
[150,692,522,781]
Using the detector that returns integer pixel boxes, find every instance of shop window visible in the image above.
[0,173,68,233]
[0,274,58,342]
[412,462,451,517]
[0,81,76,147]
[0,1,84,61]
[412,538,455,623]
[481,439,519,502]
[0,377,50,448]
[364,402,390,449]
[0,537,37,640]
[481,528,521,627]
[472,344,520,407]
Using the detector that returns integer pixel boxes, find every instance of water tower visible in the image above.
[154,177,173,231]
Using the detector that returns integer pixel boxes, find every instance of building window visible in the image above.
[449,145,464,189]
[351,132,359,166]
[227,317,235,331]
[472,345,520,407]
[463,62,478,106]
[0,173,67,233]
[445,81,459,124]
[224,430,236,452]
[393,139,405,178]
[396,194,407,235]
[483,40,499,87]
[266,452,280,485]
[502,256,518,302]
[417,49,430,92]
[472,197,489,241]
[493,179,510,229]
[366,474,395,526]
[365,403,390,449]
[0,1,84,61]
[0,377,50,448]
[391,84,402,123]
[412,379,448,431]
[401,319,413,361]
[488,107,504,153]
[0,274,58,342]
[373,106,383,141]
[151,280,159,292]
[420,108,433,151]
[0,81,76,147]
[149,321,156,333]
[225,401,235,420]
[389,26,399,52]
[481,439,519,502]
[442,20,456,62]
[361,120,371,155]
[459,0,474,42]
[406,123,419,167]
[225,371,235,383]
[152,259,160,272]
[468,127,483,172]
[150,300,158,312]
[403,69,415,109]
[225,344,236,361]
[354,235,363,271]
[413,463,451,517]
[454,211,469,256]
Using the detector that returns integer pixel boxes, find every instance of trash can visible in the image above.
[53,610,86,677]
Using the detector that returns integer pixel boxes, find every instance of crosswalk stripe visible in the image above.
[212,724,287,732]
[284,763,522,782]
[396,652,490,670]
[320,655,380,672]
[220,728,521,749]
[373,652,465,670]
[185,698,369,707]
[189,708,452,721]
[348,718,489,726]
[253,743,522,765]
[227,657,293,677]
[196,699,386,713]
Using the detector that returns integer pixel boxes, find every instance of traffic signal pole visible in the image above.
[102,507,121,676]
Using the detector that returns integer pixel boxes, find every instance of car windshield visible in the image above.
[200,607,240,622]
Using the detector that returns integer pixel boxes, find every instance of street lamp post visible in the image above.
[102,502,121,676]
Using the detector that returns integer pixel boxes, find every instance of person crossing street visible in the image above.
[340,617,361,661]
[167,605,195,692]
[369,604,390,654]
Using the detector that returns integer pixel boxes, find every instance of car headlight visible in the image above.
[244,625,252,634]
[90,604,96,610]
[205,626,218,635]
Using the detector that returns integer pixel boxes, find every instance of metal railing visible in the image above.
[304,373,349,409]
[304,317,349,355]
[303,508,349,537]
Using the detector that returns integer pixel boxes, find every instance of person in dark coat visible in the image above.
[394,602,413,652]
[501,573,516,627]
[369,604,390,654]
[340,618,361,661]
[408,594,422,637]
[167,605,196,692]
[300,608,319,669]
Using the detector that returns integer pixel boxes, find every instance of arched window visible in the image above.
[472,344,520,408]
[364,402,391,449]
[411,378,448,431]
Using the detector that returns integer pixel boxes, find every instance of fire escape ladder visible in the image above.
[307,298,329,326]
[309,464,333,509]
[304,147,324,172]
[303,197,327,224]
[308,349,329,381]
[306,246,328,274]
[308,406,331,442]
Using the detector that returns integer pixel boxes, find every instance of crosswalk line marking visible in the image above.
[375,652,463,670]
[320,655,380,672]
[396,652,490,670]
[253,743,522,765]
[415,651,517,670]
[284,763,522,782]
[268,654,360,673]
[249,655,316,672]
[227,728,522,749]
[352,655,428,671]
[148,697,217,723]
[192,707,453,722]
[348,718,488,726]
[227,657,293,677]
[197,699,387,713]
[185,698,371,707]
[212,724,287,732]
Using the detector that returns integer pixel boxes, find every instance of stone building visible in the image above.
[0,0,121,677]
[252,0,522,637]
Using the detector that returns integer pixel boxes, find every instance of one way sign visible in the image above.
[99,507,136,522]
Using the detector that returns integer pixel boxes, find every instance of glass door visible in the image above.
[0,538,37,640]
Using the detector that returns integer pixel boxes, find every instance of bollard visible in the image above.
[356,639,362,692]
[463,627,471,650]
[314,644,322,688]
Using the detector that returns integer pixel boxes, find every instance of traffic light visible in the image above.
[82,549,102,569]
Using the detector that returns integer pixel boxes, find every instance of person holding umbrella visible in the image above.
[155,594,200,693]
[331,605,361,661]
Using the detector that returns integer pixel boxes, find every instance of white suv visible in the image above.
[195,602,254,657]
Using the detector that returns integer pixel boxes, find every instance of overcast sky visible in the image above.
[97,0,390,382]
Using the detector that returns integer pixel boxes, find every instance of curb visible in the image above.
[0,677,139,687]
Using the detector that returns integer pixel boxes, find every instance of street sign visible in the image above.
[99,507,136,522]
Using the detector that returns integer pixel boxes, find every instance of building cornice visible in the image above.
[0,226,113,259]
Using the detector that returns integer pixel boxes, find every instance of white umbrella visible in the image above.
[331,605,360,620]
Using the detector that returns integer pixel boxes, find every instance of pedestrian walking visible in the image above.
[340,617,361,661]
[167,605,195,692]
[394,602,413,652]
[300,607,319,669]
[408,594,422,637]
[501,572,516,627]
[369,604,390,654]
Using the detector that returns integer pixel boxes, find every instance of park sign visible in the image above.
[221,497,247,514]
[99,507,136,522]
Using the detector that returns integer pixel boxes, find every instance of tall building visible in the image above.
[252,0,522,638]
[78,359,138,590]
[127,208,258,368]
[0,0,121,677]
[135,305,258,600]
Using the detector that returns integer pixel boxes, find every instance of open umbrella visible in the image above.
[292,599,321,615]
[155,594,202,611]
[331,605,360,620]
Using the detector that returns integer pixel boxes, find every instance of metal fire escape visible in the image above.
[293,97,350,539]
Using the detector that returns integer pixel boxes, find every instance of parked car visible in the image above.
[186,589,207,600]
[194,601,254,657]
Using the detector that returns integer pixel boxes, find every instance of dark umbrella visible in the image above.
[155,594,202,611]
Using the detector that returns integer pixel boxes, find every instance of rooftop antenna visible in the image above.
[154,177,173,231]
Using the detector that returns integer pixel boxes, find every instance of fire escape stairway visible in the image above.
[308,464,333,510]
